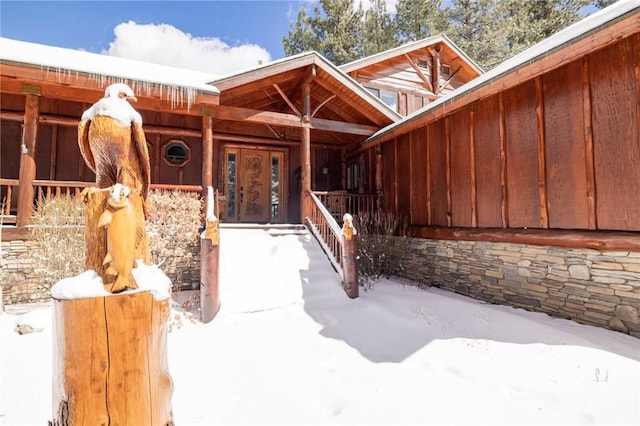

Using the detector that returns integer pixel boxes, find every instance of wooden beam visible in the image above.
[409,226,640,251]
[311,95,336,118]
[432,46,441,95]
[404,53,434,92]
[212,105,379,135]
[438,66,462,92]
[273,83,302,117]
[17,93,40,227]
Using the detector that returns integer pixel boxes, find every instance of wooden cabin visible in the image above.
[0,41,400,237]
[341,34,483,116]
[354,0,640,335]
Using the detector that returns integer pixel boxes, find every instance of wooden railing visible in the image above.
[313,191,377,222]
[306,192,345,280]
[306,191,359,298]
[1,178,203,227]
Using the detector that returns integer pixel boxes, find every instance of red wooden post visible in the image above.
[200,186,220,322]
[341,213,359,299]
[16,92,40,227]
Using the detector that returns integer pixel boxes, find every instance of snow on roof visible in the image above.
[366,0,640,144]
[0,37,220,98]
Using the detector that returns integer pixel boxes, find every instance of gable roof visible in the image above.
[211,51,401,123]
[340,33,483,76]
[364,0,640,146]
[208,51,402,145]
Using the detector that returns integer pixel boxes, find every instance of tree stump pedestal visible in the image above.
[51,291,173,425]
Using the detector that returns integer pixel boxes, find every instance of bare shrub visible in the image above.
[30,195,86,289]
[354,210,408,289]
[29,189,203,295]
[146,189,202,290]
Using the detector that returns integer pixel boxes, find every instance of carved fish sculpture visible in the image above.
[98,184,144,293]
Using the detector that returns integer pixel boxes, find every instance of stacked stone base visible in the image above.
[1,239,200,305]
[386,237,640,337]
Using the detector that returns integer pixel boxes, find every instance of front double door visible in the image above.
[223,147,286,223]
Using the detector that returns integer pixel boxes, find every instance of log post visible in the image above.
[200,186,220,323]
[51,291,173,425]
[341,213,359,299]
[16,92,40,227]
[300,82,312,223]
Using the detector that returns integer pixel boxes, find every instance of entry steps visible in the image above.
[219,223,308,236]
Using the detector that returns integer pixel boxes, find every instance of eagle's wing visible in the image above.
[132,121,151,201]
[78,118,96,173]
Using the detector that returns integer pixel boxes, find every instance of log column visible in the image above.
[300,82,312,223]
[202,115,214,195]
[17,91,41,227]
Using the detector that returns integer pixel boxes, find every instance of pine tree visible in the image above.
[497,0,592,57]
[282,7,321,57]
[362,0,398,57]
[282,0,364,65]
[394,0,450,42]
[445,0,505,69]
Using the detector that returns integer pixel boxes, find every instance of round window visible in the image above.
[163,140,190,166]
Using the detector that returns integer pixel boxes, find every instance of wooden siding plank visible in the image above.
[474,96,502,227]
[499,93,509,228]
[590,37,640,230]
[544,60,590,229]
[428,121,448,226]
[450,109,472,227]
[444,116,452,227]
[469,109,477,227]
[410,127,428,225]
[535,77,549,228]
[505,81,539,228]
[382,142,395,213]
[396,133,411,219]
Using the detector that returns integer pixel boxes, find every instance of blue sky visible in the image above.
[0,0,319,74]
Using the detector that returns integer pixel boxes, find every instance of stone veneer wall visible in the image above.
[384,236,640,337]
[1,239,200,305]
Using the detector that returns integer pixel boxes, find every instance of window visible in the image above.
[365,86,398,112]
[346,162,360,191]
[162,140,190,166]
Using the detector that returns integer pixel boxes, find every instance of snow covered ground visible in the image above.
[1,228,639,425]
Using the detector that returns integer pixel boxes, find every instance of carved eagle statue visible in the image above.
[78,83,151,213]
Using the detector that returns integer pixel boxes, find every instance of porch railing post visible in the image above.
[341,213,359,299]
[201,186,220,323]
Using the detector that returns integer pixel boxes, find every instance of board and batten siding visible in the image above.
[381,34,640,233]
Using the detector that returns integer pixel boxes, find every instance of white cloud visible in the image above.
[102,21,272,75]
